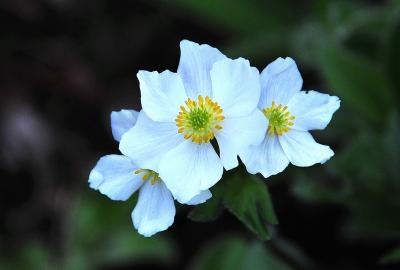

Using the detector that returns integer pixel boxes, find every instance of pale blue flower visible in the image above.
[240,57,341,178]
[119,40,267,203]
[89,109,211,237]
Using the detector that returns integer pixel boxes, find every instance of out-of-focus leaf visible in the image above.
[223,175,278,240]
[380,246,400,264]
[64,192,177,269]
[189,235,294,270]
[0,242,51,270]
[317,43,395,124]
[163,0,291,34]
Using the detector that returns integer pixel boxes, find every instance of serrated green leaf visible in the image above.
[222,175,278,240]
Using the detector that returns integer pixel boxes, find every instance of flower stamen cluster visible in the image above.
[175,95,224,144]
[135,169,160,185]
[263,101,295,136]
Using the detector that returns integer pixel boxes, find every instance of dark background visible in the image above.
[1,0,400,269]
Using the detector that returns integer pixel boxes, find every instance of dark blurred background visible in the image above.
[1,0,400,269]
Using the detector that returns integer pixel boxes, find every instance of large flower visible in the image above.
[241,57,340,178]
[89,109,211,237]
[120,40,267,203]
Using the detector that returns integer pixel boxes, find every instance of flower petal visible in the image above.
[137,70,187,122]
[132,180,175,237]
[177,40,226,98]
[211,58,260,117]
[184,189,212,205]
[111,109,139,142]
[158,140,223,204]
[279,130,334,167]
[119,111,183,171]
[88,155,142,201]
[287,90,340,131]
[240,135,289,178]
[259,57,303,109]
[215,109,267,170]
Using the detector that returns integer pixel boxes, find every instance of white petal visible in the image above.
[184,189,212,205]
[158,140,223,204]
[240,135,289,178]
[211,58,260,117]
[88,155,142,201]
[119,111,183,171]
[259,57,303,109]
[132,180,175,237]
[137,70,187,122]
[215,109,267,170]
[111,109,139,142]
[287,90,340,131]
[177,40,226,98]
[279,130,334,167]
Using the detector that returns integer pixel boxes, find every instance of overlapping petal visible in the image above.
[138,70,187,122]
[279,130,334,167]
[88,155,142,201]
[132,180,175,237]
[215,109,267,170]
[185,189,212,205]
[111,109,139,142]
[211,58,260,118]
[178,40,226,99]
[158,140,223,203]
[119,111,183,171]
[287,90,340,131]
[240,135,289,178]
[259,57,303,108]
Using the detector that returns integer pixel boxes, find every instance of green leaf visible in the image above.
[189,235,294,270]
[380,246,400,264]
[189,172,278,240]
[316,43,395,124]
[223,174,278,240]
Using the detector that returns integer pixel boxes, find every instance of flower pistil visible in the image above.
[263,101,295,136]
[175,95,224,144]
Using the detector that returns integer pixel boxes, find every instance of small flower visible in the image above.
[89,110,211,237]
[119,40,267,203]
[241,57,340,178]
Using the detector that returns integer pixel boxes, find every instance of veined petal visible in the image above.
[177,40,226,99]
[279,130,334,167]
[287,90,340,131]
[158,140,223,204]
[88,155,142,201]
[211,58,260,117]
[184,189,212,205]
[240,135,289,178]
[111,109,139,142]
[215,109,267,170]
[132,180,175,237]
[119,111,183,171]
[259,57,303,108]
[138,70,187,122]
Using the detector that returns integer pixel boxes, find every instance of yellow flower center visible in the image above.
[134,169,160,185]
[262,101,295,136]
[175,95,224,144]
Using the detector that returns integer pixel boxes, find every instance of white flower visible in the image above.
[241,57,340,178]
[119,40,267,203]
[89,110,211,237]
